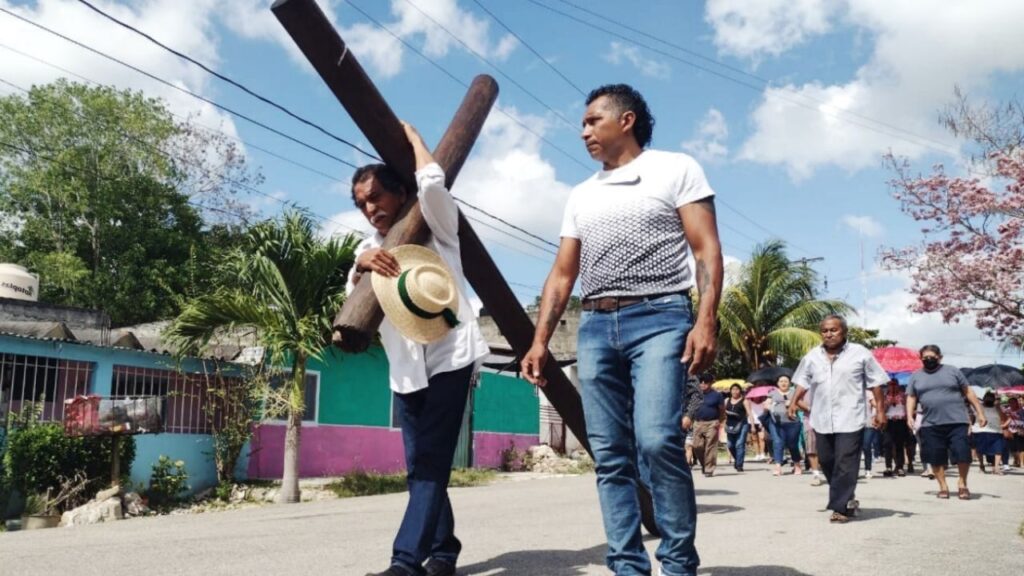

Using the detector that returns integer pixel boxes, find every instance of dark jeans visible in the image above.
[862,428,881,471]
[771,420,802,464]
[817,429,863,514]
[883,419,910,471]
[391,364,474,574]
[727,423,749,469]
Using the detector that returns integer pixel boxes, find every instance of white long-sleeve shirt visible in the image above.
[346,163,490,394]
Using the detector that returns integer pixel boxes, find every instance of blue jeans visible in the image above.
[862,427,880,471]
[391,364,473,574]
[771,419,802,464]
[727,423,749,470]
[578,292,698,576]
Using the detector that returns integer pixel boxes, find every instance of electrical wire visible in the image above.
[469,0,586,97]
[0,7,361,170]
[73,0,380,162]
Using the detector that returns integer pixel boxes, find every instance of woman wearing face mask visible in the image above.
[768,375,803,476]
[972,391,1009,475]
[907,345,987,500]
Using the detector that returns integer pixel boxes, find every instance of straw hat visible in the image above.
[371,244,461,344]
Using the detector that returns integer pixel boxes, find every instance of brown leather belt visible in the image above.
[581,292,681,312]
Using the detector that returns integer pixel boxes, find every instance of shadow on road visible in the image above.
[698,565,816,576]
[695,489,739,496]
[856,507,914,520]
[457,544,606,575]
[696,504,743,515]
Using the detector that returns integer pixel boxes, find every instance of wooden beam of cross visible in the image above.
[271,0,659,536]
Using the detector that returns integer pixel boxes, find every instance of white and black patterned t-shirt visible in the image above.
[560,150,715,299]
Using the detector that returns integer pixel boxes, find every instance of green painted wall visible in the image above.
[473,372,539,435]
[314,346,393,427]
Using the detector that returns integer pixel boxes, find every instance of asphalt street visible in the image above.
[1,460,1022,576]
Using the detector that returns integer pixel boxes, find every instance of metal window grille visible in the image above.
[0,353,93,423]
[110,366,243,435]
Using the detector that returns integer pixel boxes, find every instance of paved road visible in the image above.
[2,460,1022,576]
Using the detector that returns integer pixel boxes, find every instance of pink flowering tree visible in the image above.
[881,150,1024,343]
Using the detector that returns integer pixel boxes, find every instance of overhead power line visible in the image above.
[0,6,361,170]
[340,0,592,174]
[0,42,350,186]
[73,0,380,162]
[470,0,586,97]
[525,0,959,156]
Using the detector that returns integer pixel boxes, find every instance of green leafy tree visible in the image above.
[164,211,358,503]
[0,80,258,324]
[718,240,854,370]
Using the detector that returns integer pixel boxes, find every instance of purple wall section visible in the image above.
[472,432,539,469]
[248,424,406,478]
[247,426,540,478]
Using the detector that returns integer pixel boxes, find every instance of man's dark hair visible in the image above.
[698,372,715,384]
[919,344,942,357]
[350,163,406,202]
[585,84,655,148]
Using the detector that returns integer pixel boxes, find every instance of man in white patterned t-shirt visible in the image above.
[523,84,723,576]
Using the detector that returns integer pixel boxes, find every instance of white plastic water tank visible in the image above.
[0,263,39,301]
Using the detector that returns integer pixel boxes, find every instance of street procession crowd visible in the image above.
[685,344,1024,508]
[346,80,1021,576]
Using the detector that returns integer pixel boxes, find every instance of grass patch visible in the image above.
[449,468,496,487]
[1019,519,1023,539]
[326,468,496,498]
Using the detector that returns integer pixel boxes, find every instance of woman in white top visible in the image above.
[881,380,910,477]
[972,391,1009,475]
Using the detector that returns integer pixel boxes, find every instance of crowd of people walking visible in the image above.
[685,330,1024,519]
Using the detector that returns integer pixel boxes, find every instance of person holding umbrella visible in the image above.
[906,345,987,500]
[788,315,888,523]
[768,375,803,476]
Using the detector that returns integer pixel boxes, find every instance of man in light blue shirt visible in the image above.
[790,315,888,523]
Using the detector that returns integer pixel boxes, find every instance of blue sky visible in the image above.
[1,0,1022,368]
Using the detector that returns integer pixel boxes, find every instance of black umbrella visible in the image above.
[964,364,1024,389]
[747,365,794,384]
[960,367,974,378]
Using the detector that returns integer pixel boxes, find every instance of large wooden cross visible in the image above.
[272,0,657,535]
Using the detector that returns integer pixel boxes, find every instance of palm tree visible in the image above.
[718,240,853,371]
[165,211,359,502]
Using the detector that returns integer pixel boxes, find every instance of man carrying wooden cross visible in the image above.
[347,122,489,576]
[523,84,723,576]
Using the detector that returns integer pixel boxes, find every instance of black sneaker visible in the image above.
[425,558,456,576]
[366,566,412,576]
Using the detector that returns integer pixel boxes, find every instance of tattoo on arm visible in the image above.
[696,259,711,295]
[543,293,564,334]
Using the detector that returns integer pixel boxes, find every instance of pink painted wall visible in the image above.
[247,426,540,478]
[473,432,540,469]
[248,424,406,478]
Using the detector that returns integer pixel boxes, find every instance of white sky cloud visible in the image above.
[706,0,839,61]
[853,281,1021,369]
[681,108,729,163]
[711,0,1024,180]
[603,41,670,79]
[840,214,884,238]
[0,0,243,144]
[224,0,517,80]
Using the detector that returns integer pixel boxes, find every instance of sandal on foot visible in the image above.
[936,490,949,499]
[958,487,971,500]
[829,512,850,523]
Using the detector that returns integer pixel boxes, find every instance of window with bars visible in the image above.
[110,366,243,435]
[0,353,93,423]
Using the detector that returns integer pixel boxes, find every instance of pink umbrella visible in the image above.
[872,346,923,373]
[745,385,775,400]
